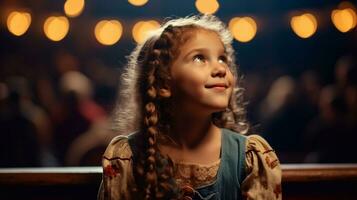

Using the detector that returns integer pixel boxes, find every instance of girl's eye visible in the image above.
[218,55,228,64]
[193,54,205,63]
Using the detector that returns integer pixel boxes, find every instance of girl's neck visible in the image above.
[168,112,220,150]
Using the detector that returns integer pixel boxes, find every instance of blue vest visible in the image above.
[128,128,247,200]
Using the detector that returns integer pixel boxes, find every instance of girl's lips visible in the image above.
[205,83,228,92]
[205,83,228,88]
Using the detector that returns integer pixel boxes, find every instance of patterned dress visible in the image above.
[98,129,282,200]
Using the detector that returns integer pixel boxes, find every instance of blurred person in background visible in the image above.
[304,58,357,163]
[53,70,107,165]
[65,119,116,166]
[243,72,266,128]
[303,85,349,162]
[259,76,302,162]
[0,78,41,167]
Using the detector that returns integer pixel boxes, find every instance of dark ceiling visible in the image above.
[0,0,356,83]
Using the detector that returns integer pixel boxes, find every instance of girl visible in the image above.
[98,15,281,200]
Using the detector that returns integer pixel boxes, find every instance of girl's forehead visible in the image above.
[184,27,221,41]
[178,28,225,53]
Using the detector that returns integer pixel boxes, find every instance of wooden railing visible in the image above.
[1,164,357,200]
[282,164,357,200]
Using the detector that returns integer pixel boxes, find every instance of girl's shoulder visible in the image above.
[100,133,138,200]
[242,134,282,199]
[102,133,136,161]
[245,134,275,155]
[222,128,278,168]
[222,128,274,154]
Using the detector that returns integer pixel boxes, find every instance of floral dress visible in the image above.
[98,129,282,200]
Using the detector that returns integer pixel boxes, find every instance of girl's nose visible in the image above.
[211,61,227,77]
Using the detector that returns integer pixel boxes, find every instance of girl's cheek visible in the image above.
[228,71,235,86]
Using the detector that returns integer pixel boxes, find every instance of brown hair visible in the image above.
[112,14,249,199]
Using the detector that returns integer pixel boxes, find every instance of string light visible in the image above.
[43,16,70,41]
[195,0,219,14]
[331,2,357,33]
[290,13,317,39]
[229,17,257,42]
[331,8,357,32]
[94,20,123,45]
[132,20,160,44]
[6,11,31,36]
[128,0,148,6]
[64,0,85,17]
[5,1,357,44]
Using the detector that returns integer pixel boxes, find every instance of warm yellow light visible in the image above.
[290,13,317,39]
[44,16,70,41]
[94,20,123,45]
[229,17,257,43]
[331,8,357,32]
[132,20,160,44]
[128,0,148,6]
[64,0,85,17]
[7,11,31,36]
[195,0,219,15]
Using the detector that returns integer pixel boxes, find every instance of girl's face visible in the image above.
[169,29,234,115]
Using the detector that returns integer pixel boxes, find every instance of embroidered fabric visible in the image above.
[173,159,221,189]
[99,134,282,200]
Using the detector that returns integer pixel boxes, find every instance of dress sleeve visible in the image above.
[241,135,282,200]
[97,135,135,200]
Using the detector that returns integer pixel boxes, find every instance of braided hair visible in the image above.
[112,15,249,199]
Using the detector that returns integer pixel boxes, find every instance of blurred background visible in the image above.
[0,0,356,167]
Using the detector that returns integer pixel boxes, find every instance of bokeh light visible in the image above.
[43,16,70,41]
[128,0,148,6]
[195,0,219,15]
[94,20,123,45]
[132,20,160,44]
[331,8,357,32]
[64,0,85,17]
[290,13,318,39]
[6,11,32,36]
[229,17,257,42]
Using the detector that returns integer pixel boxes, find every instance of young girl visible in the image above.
[98,15,282,200]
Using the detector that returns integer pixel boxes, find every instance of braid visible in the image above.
[133,25,182,199]
[143,48,160,199]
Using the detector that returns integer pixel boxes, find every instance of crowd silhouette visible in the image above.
[0,52,356,166]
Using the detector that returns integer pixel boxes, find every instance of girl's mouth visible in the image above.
[205,83,228,88]
[205,83,228,91]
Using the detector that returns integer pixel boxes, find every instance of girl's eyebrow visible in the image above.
[183,48,208,58]
[183,48,226,59]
